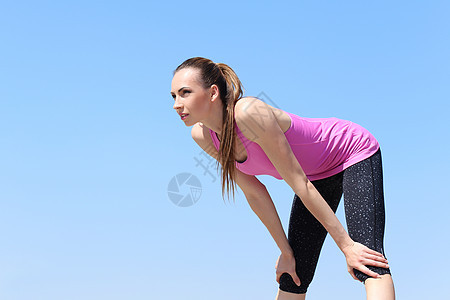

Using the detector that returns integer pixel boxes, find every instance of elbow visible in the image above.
[249,183,269,199]
[245,185,270,209]
[290,176,312,198]
[242,180,268,200]
[281,167,309,196]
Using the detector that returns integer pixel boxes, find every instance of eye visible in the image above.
[171,91,190,100]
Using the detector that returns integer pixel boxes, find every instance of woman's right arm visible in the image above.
[191,123,293,256]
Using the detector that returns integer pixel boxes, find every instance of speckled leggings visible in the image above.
[279,148,391,294]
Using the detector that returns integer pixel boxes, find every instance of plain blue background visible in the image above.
[1,1,449,299]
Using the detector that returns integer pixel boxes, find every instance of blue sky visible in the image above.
[0,1,449,299]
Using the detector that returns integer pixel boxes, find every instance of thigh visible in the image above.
[279,171,344,294]
[342,148,391,282]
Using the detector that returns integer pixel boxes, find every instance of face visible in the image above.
[170,68,213,126]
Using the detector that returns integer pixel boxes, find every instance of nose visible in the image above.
[173,99,181,110]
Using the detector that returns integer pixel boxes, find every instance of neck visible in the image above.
[202,101,227,135]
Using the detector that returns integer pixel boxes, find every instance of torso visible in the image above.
[198,100,381,181]
[212,103,291,163]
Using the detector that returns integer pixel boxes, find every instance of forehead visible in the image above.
[171,68,202,90]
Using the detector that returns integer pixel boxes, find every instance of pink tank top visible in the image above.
[209,110,380,181]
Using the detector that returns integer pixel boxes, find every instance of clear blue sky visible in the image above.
[1,1,449,299]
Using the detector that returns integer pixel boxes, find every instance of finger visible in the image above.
[365,253,388,263]
[291,272,301,286]
[362,259,390,269]
[365,248,386,258]
[358,265,381,279]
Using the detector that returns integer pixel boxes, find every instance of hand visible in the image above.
[342,241,390,280]
[275,252,301,286]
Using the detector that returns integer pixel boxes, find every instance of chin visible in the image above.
[184,120,195,126]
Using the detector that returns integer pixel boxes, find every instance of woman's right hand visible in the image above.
[275,252,301,286]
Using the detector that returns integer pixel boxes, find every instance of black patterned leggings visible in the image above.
[279,148,391,294]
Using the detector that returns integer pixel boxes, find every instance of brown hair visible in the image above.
[173,57,245,202]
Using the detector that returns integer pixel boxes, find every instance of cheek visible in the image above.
[192,97,208,112]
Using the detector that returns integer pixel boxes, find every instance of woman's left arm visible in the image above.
[234,98,389,279]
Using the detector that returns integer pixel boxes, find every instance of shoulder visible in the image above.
[191,122,212,146]
[234,96,277,123]
[234,96,262,115]
[234,97,280,143]
[191,122,207,141]
[191,122,219,158]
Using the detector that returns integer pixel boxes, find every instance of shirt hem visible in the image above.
[306,144,380,181]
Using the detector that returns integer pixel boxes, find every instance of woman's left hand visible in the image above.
[342,241,390,280]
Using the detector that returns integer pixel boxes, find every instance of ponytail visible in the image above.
[216,63,244,202]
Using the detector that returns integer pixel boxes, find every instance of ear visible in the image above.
[210,84,220,102]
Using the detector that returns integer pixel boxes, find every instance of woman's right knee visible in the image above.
[278,273,310,295]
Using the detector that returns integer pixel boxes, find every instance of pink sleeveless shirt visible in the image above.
[208,110,380,181]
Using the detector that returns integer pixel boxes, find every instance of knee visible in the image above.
[279,273,309,294]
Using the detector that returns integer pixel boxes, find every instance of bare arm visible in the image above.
[294,180,353,252]
[234,170,294,255]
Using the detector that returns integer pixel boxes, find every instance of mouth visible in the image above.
[180,113,189,120]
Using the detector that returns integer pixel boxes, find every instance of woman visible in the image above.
[170,57,395,299]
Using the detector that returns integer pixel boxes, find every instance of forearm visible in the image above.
[245,187,293,256]
[296,180,354,252]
